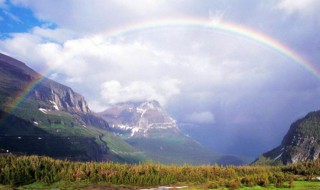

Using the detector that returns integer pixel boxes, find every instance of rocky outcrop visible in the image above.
[100,100,179,137]
[254,111,320,165]
[33,82,90,114]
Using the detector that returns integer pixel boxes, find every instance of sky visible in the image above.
[1,0,320,158]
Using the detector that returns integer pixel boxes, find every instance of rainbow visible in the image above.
[4,17,320,116]
[100,17,318,77]
[3,74,44,114]
[0,69,45,126]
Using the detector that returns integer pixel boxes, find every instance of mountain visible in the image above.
[0,53,144,162]
[100,100,179,138]
[0,53,242,165]
[254,110,320,165]
[100,100,225,165]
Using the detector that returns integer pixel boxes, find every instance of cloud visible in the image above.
[88,100,109,113]
[0,33,42,64]
[208,9,225,24]
[112,0,173,16]
[100,79,180,106]
[1,24,314,117]
[276,0,320,15]
[186,111,215,124]
[32,27,76,43]
[9,0,191,34]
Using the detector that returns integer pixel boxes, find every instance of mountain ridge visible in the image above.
[254,110,320,165]
[0,53,143,162]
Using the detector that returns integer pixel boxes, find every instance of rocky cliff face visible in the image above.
[0,53,107,129]
[33,84,90,114]
[100,100,179,137]
[255,110,320,165]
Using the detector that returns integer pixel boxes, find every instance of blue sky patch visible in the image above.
[0,3,48,38]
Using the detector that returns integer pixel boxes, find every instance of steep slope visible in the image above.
[100,100,220,165]
[254,110,320,165]
[0,53,144,162]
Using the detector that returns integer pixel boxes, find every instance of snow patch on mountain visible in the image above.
[39,108,48,114]
[131,127,141,137]
[50,100,59,110]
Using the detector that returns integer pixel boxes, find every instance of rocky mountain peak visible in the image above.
[99,100,179,137]
[139,100,161,109]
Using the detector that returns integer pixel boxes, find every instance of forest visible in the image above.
[0,155,320,189]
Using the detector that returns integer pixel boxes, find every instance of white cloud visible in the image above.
[208,9,225,24]
[32,27,75,43]
[100,79,180,106]
[0,25,298,114]
[186,111,215,124]
[9,0,190,34]
[276,0,320,15]
[112,0,172,16]
[0,33,44,68]
[88,100,108,113]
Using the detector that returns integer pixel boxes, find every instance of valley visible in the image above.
[0,53,237,165]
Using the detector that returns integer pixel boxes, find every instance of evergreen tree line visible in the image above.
[0,155,319,189]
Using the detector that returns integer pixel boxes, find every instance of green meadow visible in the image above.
[0,155,319,190]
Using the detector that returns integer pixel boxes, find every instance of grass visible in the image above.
[238,181,320,190]
[0,181,318,190]
[16,181,139,190]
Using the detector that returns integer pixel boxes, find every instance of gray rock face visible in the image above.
[258,111,320,165]
[33,83,90,114]
[35,79,110,129]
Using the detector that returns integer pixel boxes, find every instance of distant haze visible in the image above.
[1,0,320,158]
